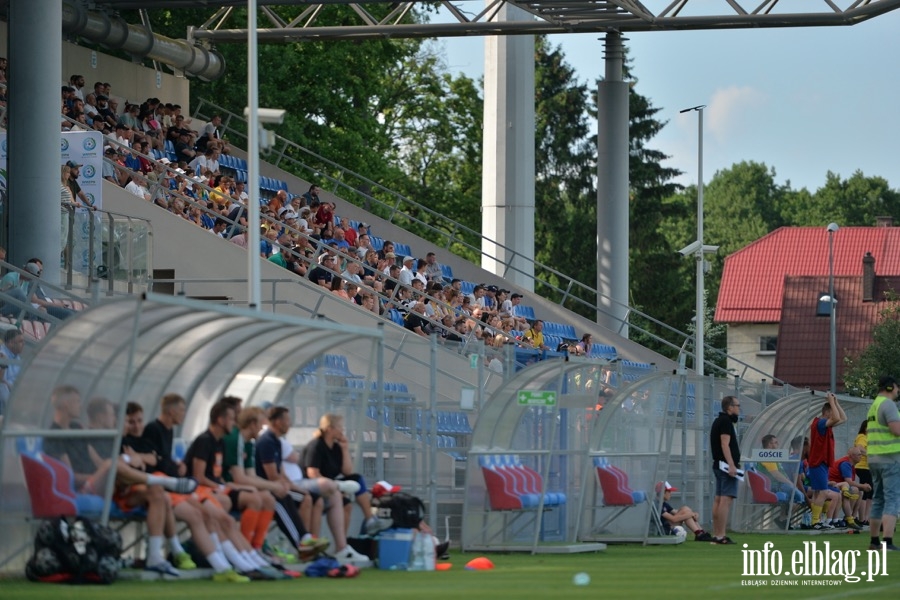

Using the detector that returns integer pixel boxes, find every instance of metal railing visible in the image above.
[193,98,784,385]
[60,205,153,296]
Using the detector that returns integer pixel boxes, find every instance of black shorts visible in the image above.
[857,468,873,501]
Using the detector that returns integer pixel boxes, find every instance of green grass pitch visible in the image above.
[2,534,899,599]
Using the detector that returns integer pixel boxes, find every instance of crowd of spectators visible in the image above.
[55,75,599,367]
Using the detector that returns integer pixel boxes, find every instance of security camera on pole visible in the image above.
[678,105,718,376]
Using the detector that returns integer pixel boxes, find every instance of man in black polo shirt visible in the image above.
[303,413,378,538]
[710,395,741,545]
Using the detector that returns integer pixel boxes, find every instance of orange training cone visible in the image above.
[464,557,494,570]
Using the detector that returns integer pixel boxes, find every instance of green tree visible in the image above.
[785,170,900,227]
[843,297,900,398]
[532,36,596,313]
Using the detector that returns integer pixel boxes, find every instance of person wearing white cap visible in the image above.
[399,256,415,286]
[657,481,711,541]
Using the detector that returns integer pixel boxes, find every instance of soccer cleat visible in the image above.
[212,568,251,583]
[262,542,295,563]
[145,560,180,577]
[845,521,863,531]
[298,537,330,560]
[334,545,372,567]
[812,522,834,531]
[165,477,198,495]
[435,540,451,559]
[694,532,713,542]
[172,552,197,570]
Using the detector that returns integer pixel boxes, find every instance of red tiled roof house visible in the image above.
[715,221,900,390]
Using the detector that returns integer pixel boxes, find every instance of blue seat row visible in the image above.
[219,154,248,171]
[370,236,384,251]
[394,243,412,258]
[260,176,288,193]
[590,344,618,360]
[543,321,577,340]
[512,305,536,321]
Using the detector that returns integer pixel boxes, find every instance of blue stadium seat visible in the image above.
[394,243,411,258]
[370,237,384,251]
[460,281,475,295]
[440,264,453,280]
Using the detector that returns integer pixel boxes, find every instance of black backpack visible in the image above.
[26,517,121,584]
[374,492,426,531]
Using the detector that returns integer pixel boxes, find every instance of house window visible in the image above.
[758,336,777,353]
[817,292,836,316]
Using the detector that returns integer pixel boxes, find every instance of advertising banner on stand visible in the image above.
[0,131,105,274]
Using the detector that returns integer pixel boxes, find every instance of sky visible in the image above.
[434,7,900,193]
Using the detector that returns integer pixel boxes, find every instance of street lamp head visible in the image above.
[680,104,707,113]
[826,222,839,233]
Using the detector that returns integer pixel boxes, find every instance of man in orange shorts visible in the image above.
[122,401,250,582]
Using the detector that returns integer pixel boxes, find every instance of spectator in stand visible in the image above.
[69,74,85,101]
[267,189,288,214]
[361,250,379,278]
[0,259,75,320]
[233,181,249,205]
[330,276,351,301]
[398,256,415,286]
[341,260,363,286]
[377,240,395,262]
[573,333,592,356]
[327,227,351,251]
[424,252,444,283]
[523,320,548,350]
[190,147,220,177]
[337,218,357,247]
[413,259,429,286]
[404,302,430,337]
[117,103,141,131]
[301,184,321,207]
[0,329,24,418]
[65,161,95,209]
[315,201,335,232]
[175,129,197,163]
[197,114,222,152]
[508,293,529,330]
[123,172,151,201]
[308,254,335,288]
[356,233,374,260]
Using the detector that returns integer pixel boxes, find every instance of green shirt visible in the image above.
[222,426,255,482]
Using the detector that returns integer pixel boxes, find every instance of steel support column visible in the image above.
[596,32,629,333]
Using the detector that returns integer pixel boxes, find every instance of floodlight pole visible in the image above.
[247,0,261,310]
[827,222,839,391]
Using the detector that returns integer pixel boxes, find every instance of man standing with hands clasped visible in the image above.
[710,396,741,545]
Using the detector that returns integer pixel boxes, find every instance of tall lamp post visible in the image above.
[678,105,718,376]
[827,222,839,391]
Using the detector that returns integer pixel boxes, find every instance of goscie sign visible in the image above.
[748,448,789,462]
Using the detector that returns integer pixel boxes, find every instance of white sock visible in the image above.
[222,541,254,572]
[169,536,186,556]
[148,536,165,565]
[244,550,266,569]
[210,533,222,550]
[207,550,231,573]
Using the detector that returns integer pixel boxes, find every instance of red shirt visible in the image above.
[808,417,834,468]
[828,456,855,483]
